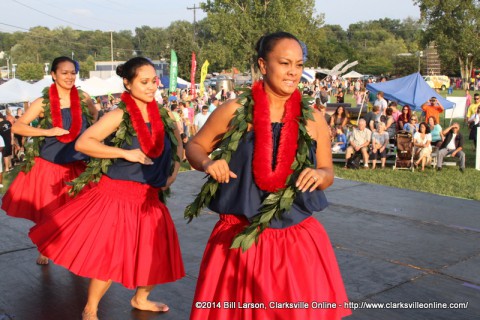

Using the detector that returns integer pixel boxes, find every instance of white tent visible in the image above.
[104,75,125,94]
[0,78,33,103]
[29,77,84,102]
[177,77,191,86]
[342,70,364,79]
[78,77,111,96]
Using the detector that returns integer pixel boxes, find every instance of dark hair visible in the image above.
[255,31,301,68]
[201,105,209,111]
[386,107,393,116]
[116,57,155,90]
[51,56,78,74]
[474,93,480,98]
[419,122,430,133]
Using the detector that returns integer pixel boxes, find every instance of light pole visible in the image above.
[44,63,49,76]
[417,51,423,73]
[110,31,114,76]
[12,63,17,78]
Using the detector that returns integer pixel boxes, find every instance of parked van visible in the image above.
[423,75,450,90]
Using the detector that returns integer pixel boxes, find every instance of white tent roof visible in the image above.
[104,76,125,94]
[342,70,364,79]
[0,78,33,103]
[28,77,84,102]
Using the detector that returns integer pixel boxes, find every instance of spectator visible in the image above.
[468,105,480,150]
[329,105,349,129]
[193,105,210,134]
[466,93,480,121]
[0,113,13,172]
[208,97,219,113]
[384,107,396,143]
[464,89,472,123]
[5,108,15,125]
[389,101,401,122]
[364,105,380,132]
[397,105,412,131]
[331,126,347,153]
[413,122,432,171]
[354,87,366,108]
[371,122,389,169]
[374,91,388,116]
[436,123,465,173]
[180,133,189,161]
[421,97,444,124]
[345,118,371,169]
[428,116,443,148]
[335,87,345,103]
[403,115,419,135]
[170,104,183,134]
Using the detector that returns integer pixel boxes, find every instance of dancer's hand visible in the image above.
[123,149,153,165]
[203,159,237,183]
[47,127,69,136]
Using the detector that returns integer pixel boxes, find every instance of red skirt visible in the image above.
[190,214,351,320]
[1,157,86,223]
[29,175,185,289]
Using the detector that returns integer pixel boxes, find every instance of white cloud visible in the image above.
[70,8,93,17]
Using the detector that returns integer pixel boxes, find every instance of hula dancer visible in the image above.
[29,57,185,320]
[185,32,351,320]
[1,56,96,264]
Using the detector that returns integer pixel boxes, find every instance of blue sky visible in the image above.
[0,0,420,33]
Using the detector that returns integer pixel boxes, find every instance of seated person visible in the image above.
[413,122,432,171]
[436,123,465,172]
[371,122,389,169]
[384,106,397,144]
[428,116,443,148]
[403,115,419,134]
[345,119,372,169]
[397,105,412,131]
[363,105,380,132]
[331,125,347,153]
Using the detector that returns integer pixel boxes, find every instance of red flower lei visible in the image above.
[121,91,165,158]
[252,81,301,192]
[49,84,83,143]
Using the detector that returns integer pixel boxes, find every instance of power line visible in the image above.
[10,0,94,30]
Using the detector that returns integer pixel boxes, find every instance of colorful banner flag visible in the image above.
[169,49,178,93]
[199,60,209,97]
[190,52,197,99]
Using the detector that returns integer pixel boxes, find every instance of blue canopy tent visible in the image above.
[160,76,188,89]
[366,73,455,111]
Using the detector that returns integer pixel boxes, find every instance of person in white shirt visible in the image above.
[437,123,465,172]
[193,106,210,135]
[468,105,480,149]
[374,91,388,118]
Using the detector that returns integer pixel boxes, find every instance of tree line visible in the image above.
[0,0,477,82]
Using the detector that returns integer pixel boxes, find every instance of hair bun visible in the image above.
[116,64,124,77]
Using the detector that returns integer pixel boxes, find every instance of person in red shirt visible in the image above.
[421,97,444,124]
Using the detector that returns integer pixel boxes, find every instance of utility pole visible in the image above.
[110,31,114,76]
[187,4,200,43]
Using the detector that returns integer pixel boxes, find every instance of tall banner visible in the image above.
[190,52,197,99]
[169,49,178,93]
[199,60,209,97]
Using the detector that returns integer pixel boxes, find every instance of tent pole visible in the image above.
[357,90,368,123]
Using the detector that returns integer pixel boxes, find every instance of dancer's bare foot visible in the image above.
[131,297,169,312]
[82,310,99,320]
[36,253,49,265]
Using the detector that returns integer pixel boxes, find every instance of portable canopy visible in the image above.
[160,76,188,89]
[104,75,125,94]
[342,70,363,79]
[301,69,316,82]
[0,78,33,103]
[29,77,84,102]
[366,73,455,111]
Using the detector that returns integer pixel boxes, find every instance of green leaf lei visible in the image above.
[184,88,316,251]
[68,101,180,202]
[23,87,93,173]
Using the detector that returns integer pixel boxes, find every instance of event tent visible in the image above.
[29,77,84,102]
[0,78,32,103]
[342,70,363,79]
[160,76,188,89]
[366,73,455,111]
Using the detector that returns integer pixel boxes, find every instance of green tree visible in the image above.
[199,0,324,77]
[414,0,480,85]
[17,62,43,80]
